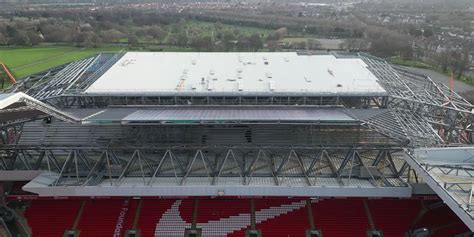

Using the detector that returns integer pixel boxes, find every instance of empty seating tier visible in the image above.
[312,198,370,237]
[367,198,422,237]
[77,199,137,237]
[24,200,82,236]
[20,197,470,237]
[136,199,176,237]
[196,199,250,223]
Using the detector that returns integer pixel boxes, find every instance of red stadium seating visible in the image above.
[136,199,175,236]
[232,198,308,237]
[20,197,471,237]
[120,199,139,235]
[196,198,250,223]
[416,204,458,228]
[24,200,82,237]
[178,199,195,224]
[256,202,309,237]
[431,222,470,237]
[254,197,304,211]
[312,198,370,237]
[414,203,469,237]
[368,198,422,237]
[77,199,137,237]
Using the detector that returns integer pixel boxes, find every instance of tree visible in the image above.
[450,45,472,79]
[221,30,236,51]
[236,35,248,51]
[26,31,43,45]
[367,27,413,58]
[435,51,451,73]
[127,35,139,48]
[10,31,30,46]
[101,29,124,43]
[247,33,262,51]
[41,24,72,42]
[90,33,102,48]
[0,32,7,45]
[147,25,164,43]
[408,27,423,37]
[176,32,188,47]
[74,32,101,48]
[5,25,17,39]
[274,27,288,40]
[214,22,224,31]
[423,29,434,38]
[165,33,178,46]
[192,35,213,51]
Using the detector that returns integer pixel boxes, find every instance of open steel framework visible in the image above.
[0,52,472,193]
[2,51,474,230]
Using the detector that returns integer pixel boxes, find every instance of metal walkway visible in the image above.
[404,147,474,231]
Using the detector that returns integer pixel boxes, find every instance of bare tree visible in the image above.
[0,32,6,45]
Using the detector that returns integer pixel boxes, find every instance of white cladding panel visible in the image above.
[85,52,386,95]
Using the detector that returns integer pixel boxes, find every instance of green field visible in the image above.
[0,46,125,79]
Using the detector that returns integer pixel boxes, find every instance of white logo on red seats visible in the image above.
[114,200,129,237]
[155,200,306,237]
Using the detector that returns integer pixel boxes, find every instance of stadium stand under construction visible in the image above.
[0,51,473,237]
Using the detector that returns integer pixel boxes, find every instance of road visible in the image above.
[401,66,474,93]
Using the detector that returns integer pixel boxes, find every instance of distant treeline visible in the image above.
[0,7,414,58]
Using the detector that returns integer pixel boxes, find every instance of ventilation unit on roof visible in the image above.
[209,69,215,75]
[305,76,311,82]
[192,60,197,65]
[266,73,272,78]
[238,82,244,91]
[269,81,275,91]
[207,82,214,91]
[227,78,236,81]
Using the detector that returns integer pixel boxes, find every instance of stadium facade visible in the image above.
[0,51,473,237]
